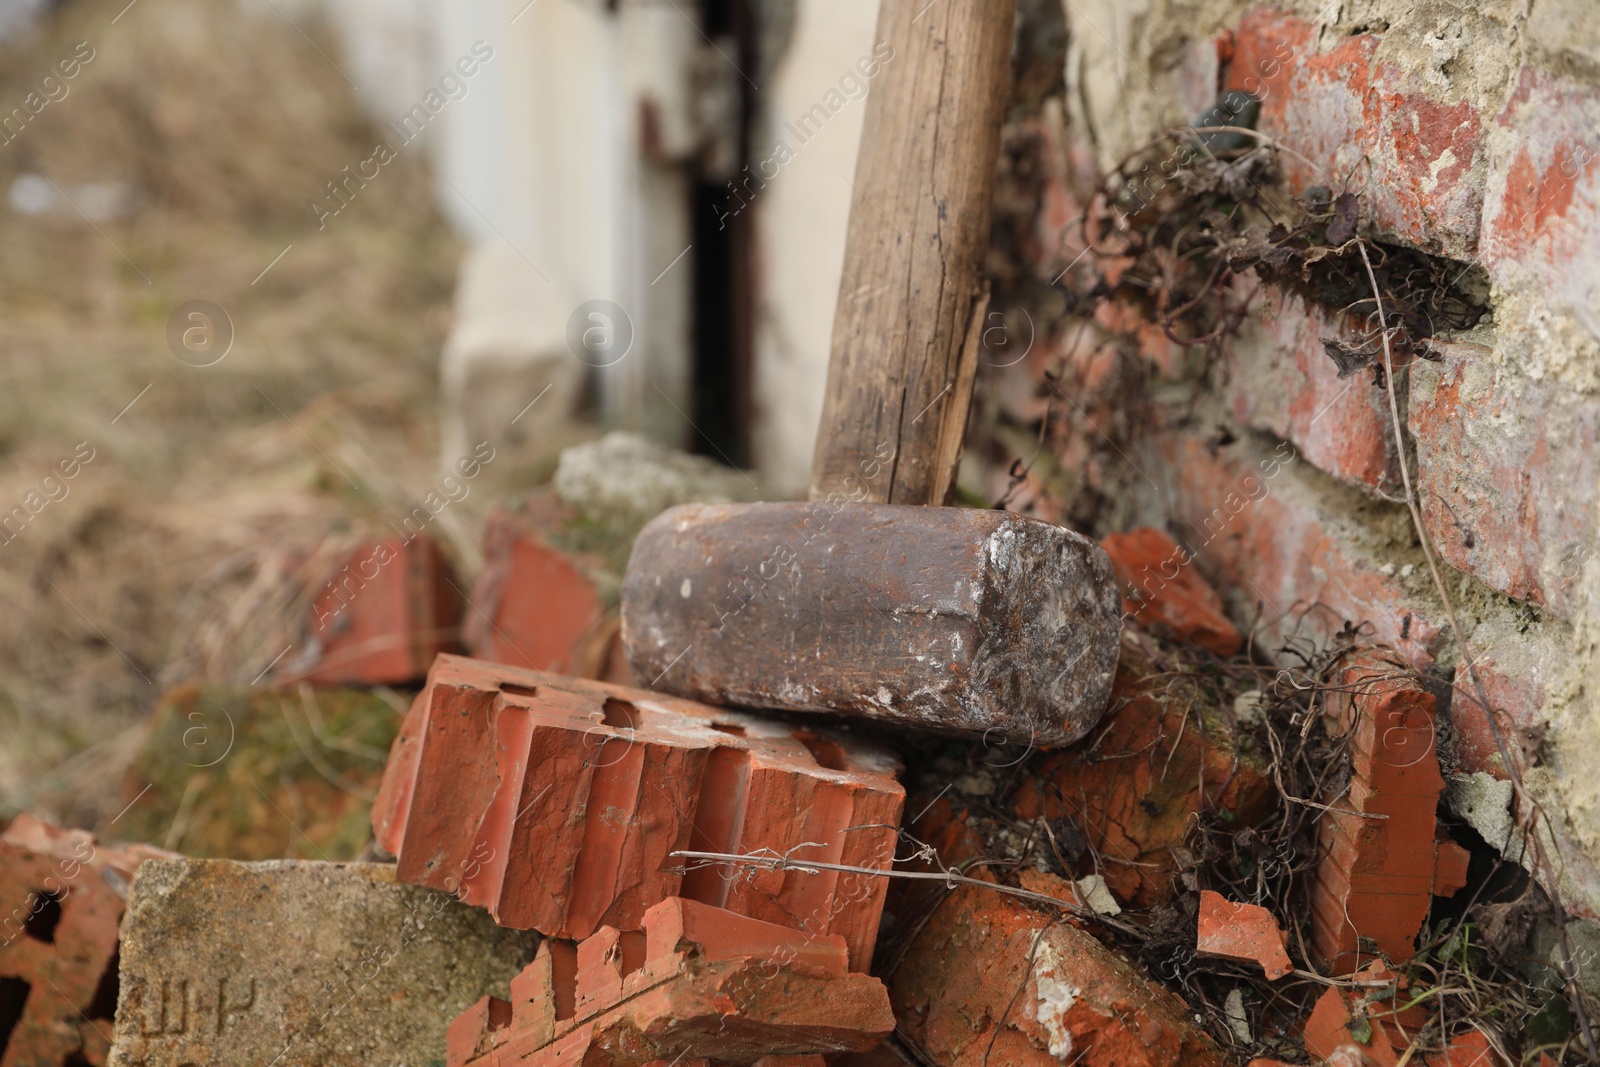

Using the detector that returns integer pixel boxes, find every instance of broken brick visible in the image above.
[303,535,465,686]
[0,816,169,1067]
[1009,632,1273,906]
[1311,654,1446,974]
[889,885,1226,1066]
[107,859,537,1067]
[374,655,904,970]
[1099,527,1243,656]
[1196,890,1293,980]
[1423,1031,1503,1066]
[1433,839,1473,899]
[465,496,618,678]
[446,897,892,1066]
[1302,962,1426,1066]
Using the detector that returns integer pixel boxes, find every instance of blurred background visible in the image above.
[0,0,905,835]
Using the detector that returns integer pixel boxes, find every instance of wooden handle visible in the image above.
[808,0,1014,506]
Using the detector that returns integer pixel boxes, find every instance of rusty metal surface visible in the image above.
[621,503,1121,746]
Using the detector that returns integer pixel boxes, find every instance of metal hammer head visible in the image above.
[621,502,1122,746]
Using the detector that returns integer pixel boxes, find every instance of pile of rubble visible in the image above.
[0,436,1567,1066]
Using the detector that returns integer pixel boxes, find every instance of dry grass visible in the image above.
[0,0,465,829]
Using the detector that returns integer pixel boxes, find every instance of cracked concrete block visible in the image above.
[552,432,761,530]
[106,859,537,1067]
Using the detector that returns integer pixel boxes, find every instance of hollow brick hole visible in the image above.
[22,889,62,944]
[601,698,638,730]
[793,730,848,771]
[0,975,30,1061]
[618,930,646,980]
[86,949,120,1021]
[681,747,753,908]
[549,941,578,1022]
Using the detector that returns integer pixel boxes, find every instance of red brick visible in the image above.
[827,1043,918,1067]
[302,535,464,685]
[1445,615,1563,779]
[375,655,904,970]
[0,816,170,1067]
[1092,297,1185,382]
[1311,655,1445,974]
[1162,432,1441,665]
[1423,1030,1503,1066]
[1195,890,1293,979]
[1481,67,1600,322]
[1010,632,1274,906]
[1303,961,1426,1066]
[1226,279,1401,493]
[1433,839,1472,899]
[1101,527,1242,655]
[1222,9,1484,257]
[465,496,617,678]
[1411,341,1600,621]
[889,886,1226,1066]
[447,897,892,1067]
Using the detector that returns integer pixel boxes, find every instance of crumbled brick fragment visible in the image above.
[1195,890,1293,980]
[0,817,169,1067]
[889,886,1226,1066]
[447,897,891,1067]
[1009,633,1273,906]
[465,495,617,677]
[304,536,464,685]
[1303,962,1425,1066]
[106,859,536,1067]
[374,655,903,970]
[1433,840,1473,899]
[1099,527,1243,655]
[1311,654,1445,974]
[1423,1030,1503,1066]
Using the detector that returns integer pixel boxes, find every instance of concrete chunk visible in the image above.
[106,860,537,1067]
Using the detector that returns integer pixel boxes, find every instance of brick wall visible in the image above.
[976,0,1600,913]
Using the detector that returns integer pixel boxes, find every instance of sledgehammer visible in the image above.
[620,0,1121,745]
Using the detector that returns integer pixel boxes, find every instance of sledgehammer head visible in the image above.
[621,503,1121,746]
